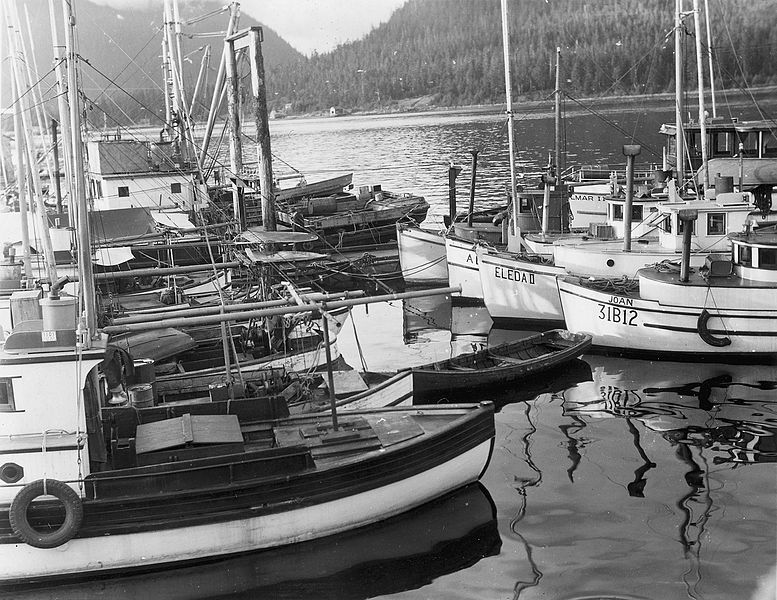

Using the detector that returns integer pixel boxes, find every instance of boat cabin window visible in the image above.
[711,131,734,157]
[737,131,759,157]
[686,131,704,171]
[707,213,726,235]
[0,379,16,412]
[612,204,643,222]
[519,197,533,213]
[170,182,182,194]
[759,247,777,270]
[763,132,777,158]
[118,186,130,197]
[737,243,753,267]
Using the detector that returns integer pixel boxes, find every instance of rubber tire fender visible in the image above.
[697,309,731,347]
[9,479,84,548]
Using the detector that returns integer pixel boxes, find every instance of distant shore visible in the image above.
[284,85,777,120]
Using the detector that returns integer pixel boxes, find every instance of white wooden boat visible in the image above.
[0,320,494,582]
[557,222,777,359]
[479,192,772,325]
[396,222,448,284]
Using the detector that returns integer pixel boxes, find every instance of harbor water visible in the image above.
[15,99,777,599]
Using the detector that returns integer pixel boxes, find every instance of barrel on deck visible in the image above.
[128,358,157,404]
[715,175,734,194]
[39,295,77,331]
[128,383,154,408]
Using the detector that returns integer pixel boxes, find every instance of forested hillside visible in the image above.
[7,0,774,128]
[266,0,777,113]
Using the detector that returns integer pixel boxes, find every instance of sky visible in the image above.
[91,0,408,56]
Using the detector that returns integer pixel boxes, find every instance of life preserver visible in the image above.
[697,309,731,347]
[9,479,84,548]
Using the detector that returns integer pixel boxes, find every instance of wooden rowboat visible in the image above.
[410,329,592,398]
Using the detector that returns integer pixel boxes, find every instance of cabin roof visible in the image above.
[660,119,777,135]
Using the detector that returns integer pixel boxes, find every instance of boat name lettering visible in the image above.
[597,303,638,326]
[494,266,535,284]
[608,296,633,307]
[465,253,478,265]
[571,194,599,202]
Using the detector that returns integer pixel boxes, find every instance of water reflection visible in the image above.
[564,357,777,466]
[511,402,544,597]
[9,484,500,600]
[401,292,452,343]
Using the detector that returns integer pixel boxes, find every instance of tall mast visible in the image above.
[49,0,75,217]
[63,0,97,339]
[7,5,58,286]
[0,8,8,190]
[500,0,517,210]
[703,0,716,117]
[10,51,33,281]
[161,1,174,140]
[674,0,685,186]
[554,46,562,179]
[692,0,709,193]
[200,3,239,167]
[21,4,56,191]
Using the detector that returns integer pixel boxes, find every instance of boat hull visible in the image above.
[445,236,484,299]
[396,224,448,284]
[410,329,591,397]
[557,277,777,358]
[477,247,565,323]
[0,404,494,582]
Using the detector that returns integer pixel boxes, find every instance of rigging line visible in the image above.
[79,63,219,173]
[1,59,63,113]
[78,8,166,100]
[697,7,776,129]
[80,69,135,126]
[562,92,660,157]
[183,5,229,25]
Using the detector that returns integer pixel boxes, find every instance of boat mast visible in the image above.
[500,0,517,211]
[7,3,58,285]
[63,0,97,339]
[200,3,239,167]
[703,0,716,118]
[674,0,685,186]
[161,2,175,141]
[0,17,6,191]
[49,0,75,218]
[692,0,710,193]
[554,46,562,181]
[10,57,33,281]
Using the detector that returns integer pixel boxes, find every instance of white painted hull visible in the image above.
[553,240,702,278]
[557,277,777,356]
[445,236,483,299]
[1,438,492,581]
[396,225,448,283]
[477,248,564,322]
[568,191,608,230]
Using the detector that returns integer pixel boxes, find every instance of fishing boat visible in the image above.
[396,221,450,285]
[557,212,777,360]
[5,482,499,598]
[478,186,773,326]
[409,329,591,396]
[0,320,495,581]
[0,5,497,583]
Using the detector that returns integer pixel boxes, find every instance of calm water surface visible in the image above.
[271,101,776,600]
[18,102,776,599]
